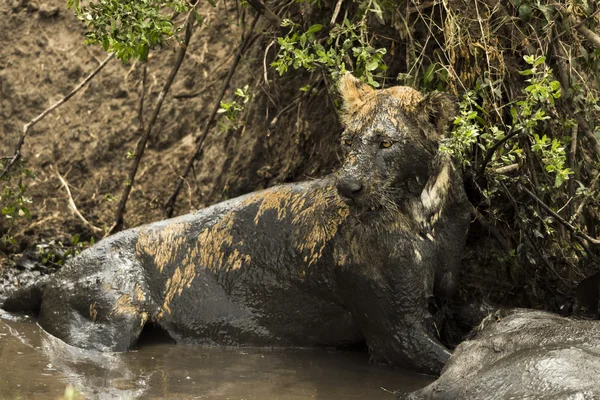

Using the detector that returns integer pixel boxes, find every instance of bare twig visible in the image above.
[164,13,261,218]
[110,64,148,234]
[519,184,600,247]
[575,21,600,49]
[269,79,320,127]
[0,54,114,181]
[494,163,520,174]
[113,10,195,230]
[550,39,600,161]
[263,39,276,86]
[552,3,600,47]
[524,231,571,288]
[573,172,600,222]
[471,207,511,252]
[55,169,103,234]
[245,0,281,28]
[479,123,522,176]
[553,8,600,42]
[407,1,439,14]
[480,0,536,55]
[330,0,344,26]
[574,115,600,161]
[568,122,578,219]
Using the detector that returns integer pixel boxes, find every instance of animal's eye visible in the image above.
[343,139,353,146]
[380,140,393,148]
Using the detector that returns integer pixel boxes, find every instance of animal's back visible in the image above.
[11,179,361,351]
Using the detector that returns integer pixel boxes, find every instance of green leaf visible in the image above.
[306,24,323,34]
[423,63,436,84]
[207,0,216,7]
[365,59,379,71]
[533,56,546,67]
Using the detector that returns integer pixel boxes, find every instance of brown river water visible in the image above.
[0,311,433,399]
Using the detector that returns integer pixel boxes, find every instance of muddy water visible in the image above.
[0,312,433,399]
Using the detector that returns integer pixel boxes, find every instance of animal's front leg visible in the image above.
[366,307,451,375]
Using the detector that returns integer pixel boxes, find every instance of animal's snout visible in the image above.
[336,177,363,201]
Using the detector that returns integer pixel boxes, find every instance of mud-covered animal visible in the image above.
[400,309,600,399]
[2,73,470,375]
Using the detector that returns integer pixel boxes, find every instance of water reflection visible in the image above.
[0,312,433,399]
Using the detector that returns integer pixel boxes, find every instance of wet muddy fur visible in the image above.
[400,309,600,399]
[2,74,471,375]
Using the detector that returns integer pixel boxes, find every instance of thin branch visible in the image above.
[568,122,578,219]
[552,3,600,48]
[574,172,600,222]
[494,163,520,174]
[109,64,148,234]
[519,184,600,247]
[269,78,320,127]
[113,10,195,230]
[330,0,344,26]
[524,231,571,288]
[55,169,103,234]
[575,21,600,49]
[263,39,276,86]
[0,54,114,181]
[549,38,600,161]
[245,0,281,28]
[164,13,260,218]
[471,207,511,252]
[479,122,522,176]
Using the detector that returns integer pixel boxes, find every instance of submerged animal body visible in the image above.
[3,74,470,375]
[401,309,600,399]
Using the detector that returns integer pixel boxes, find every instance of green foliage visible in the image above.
[217,85,253,131]
[38,234,96,267]
[0,160,33,246]
[66,0,202,63]
[218,85,252,121]
[271,15,387,87]
[442,55,569,187]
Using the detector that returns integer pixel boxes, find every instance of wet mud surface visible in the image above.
[0,311,433,399]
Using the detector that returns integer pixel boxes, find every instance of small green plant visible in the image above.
[38,234,95,267]
[271,16,387,87]
[442,55,568,187]
[0,160,33,246]
[217,85,252,131]
[66,0,204,63]
[218,85,252,121]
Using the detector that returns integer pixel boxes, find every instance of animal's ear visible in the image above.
[421,92,457,139]
[338,72,375,115]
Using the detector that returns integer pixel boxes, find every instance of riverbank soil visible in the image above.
[0,1,341,279]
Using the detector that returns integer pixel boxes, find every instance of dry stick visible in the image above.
[573,18,600,48]
[519,184,600,247]
[245,0,281,28]
[330,0,344,26]
[0,54,114,181]
[109,64,148,234]
[574,172,600,221]
[471,207,511,252]
[568,122,578,220]
[494,163,520,174]
[164,13,260,218]
[110,12,195,232]
[55,169,103,234]
[551,40,600,160]
[269,79,320,127]
[480,0,536,55]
